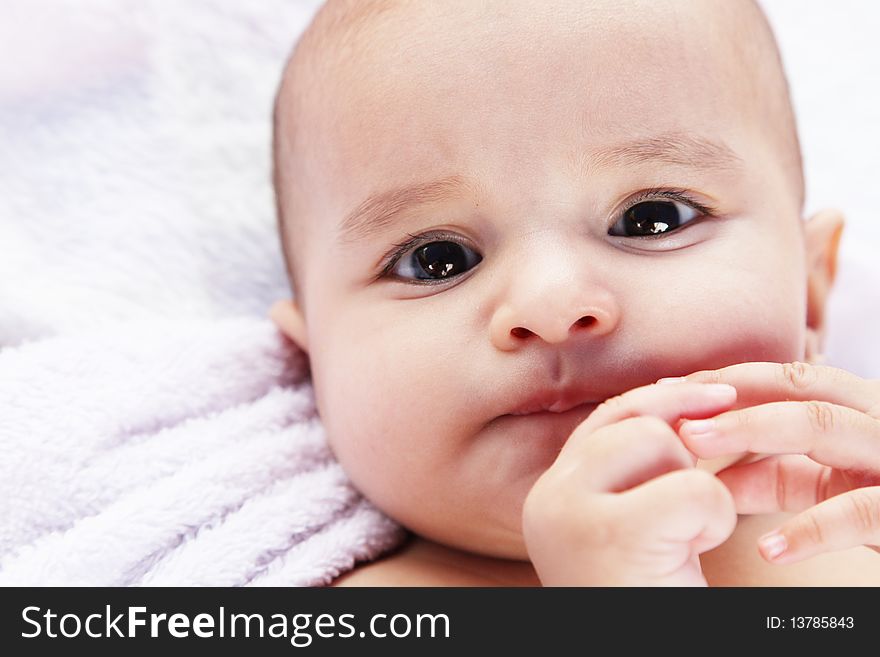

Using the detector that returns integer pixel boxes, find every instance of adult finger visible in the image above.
[677,361,880,416]
[753,487,880,565]
[678,401,880,472]
[563,381,737,459]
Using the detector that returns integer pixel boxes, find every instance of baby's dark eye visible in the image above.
[391,240,483,282]
[608,200,700,237]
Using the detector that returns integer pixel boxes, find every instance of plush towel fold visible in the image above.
[0,317,406,586]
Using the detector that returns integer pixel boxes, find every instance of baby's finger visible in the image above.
[714,454,849,514]
[562,415,695,493]
[679,361,880,416]
[617,468,737,555]
[679,401,880,471]
[754,487,880,565]
[568,381,737,449]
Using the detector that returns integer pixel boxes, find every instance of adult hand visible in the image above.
[672,362,880,565]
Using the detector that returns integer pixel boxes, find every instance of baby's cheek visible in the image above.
[310,337,450,506]
[654,254,805,368]
[639,299,803,379]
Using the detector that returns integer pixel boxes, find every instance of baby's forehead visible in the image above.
[303,0,766,88]
[294,1,784,141]
[276,0,801,235]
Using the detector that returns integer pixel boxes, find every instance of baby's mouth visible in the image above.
[504,401,600,421]
[503,386,605,418]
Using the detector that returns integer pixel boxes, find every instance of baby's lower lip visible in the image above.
[505,401,599,417]
[484,402,601,460]
[502,401,600,420]
[488,402,600,448]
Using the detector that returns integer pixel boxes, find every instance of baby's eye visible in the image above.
[608,199,700,237]
[390,240,483,282]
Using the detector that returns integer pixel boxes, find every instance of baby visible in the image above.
[269,0,880,585]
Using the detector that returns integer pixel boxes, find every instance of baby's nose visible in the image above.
[489,287,619,351]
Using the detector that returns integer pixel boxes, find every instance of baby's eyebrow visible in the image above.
[588,132,744,173]
[337,132,743,244]
[337,175,472,245]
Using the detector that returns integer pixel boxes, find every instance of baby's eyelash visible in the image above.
[610,187,717,239]
[377,231,471,280]
[623,188,716,221]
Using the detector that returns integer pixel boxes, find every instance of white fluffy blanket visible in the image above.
[0,318,406,586]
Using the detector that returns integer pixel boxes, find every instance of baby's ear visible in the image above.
[804,208,845,362]
[269,299,309,353]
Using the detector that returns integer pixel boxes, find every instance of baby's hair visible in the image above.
[272,0,804,302]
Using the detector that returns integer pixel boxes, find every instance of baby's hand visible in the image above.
[522,381,739,586]
[674,362,880,565]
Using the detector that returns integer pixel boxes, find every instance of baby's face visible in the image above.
[278,0,812,558]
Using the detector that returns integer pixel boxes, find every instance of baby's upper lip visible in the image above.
[505,386,604,416]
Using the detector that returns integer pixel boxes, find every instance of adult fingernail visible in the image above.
[759,532,787,560]
[657,377,687,385]
[680,419,716,437]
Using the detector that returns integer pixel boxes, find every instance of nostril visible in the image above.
[511,327,534,339]
[574,316,596,328]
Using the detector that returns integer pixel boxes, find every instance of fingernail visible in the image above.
[681,419,716,437]
[759,532,787,560]
[657,377,687,385]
